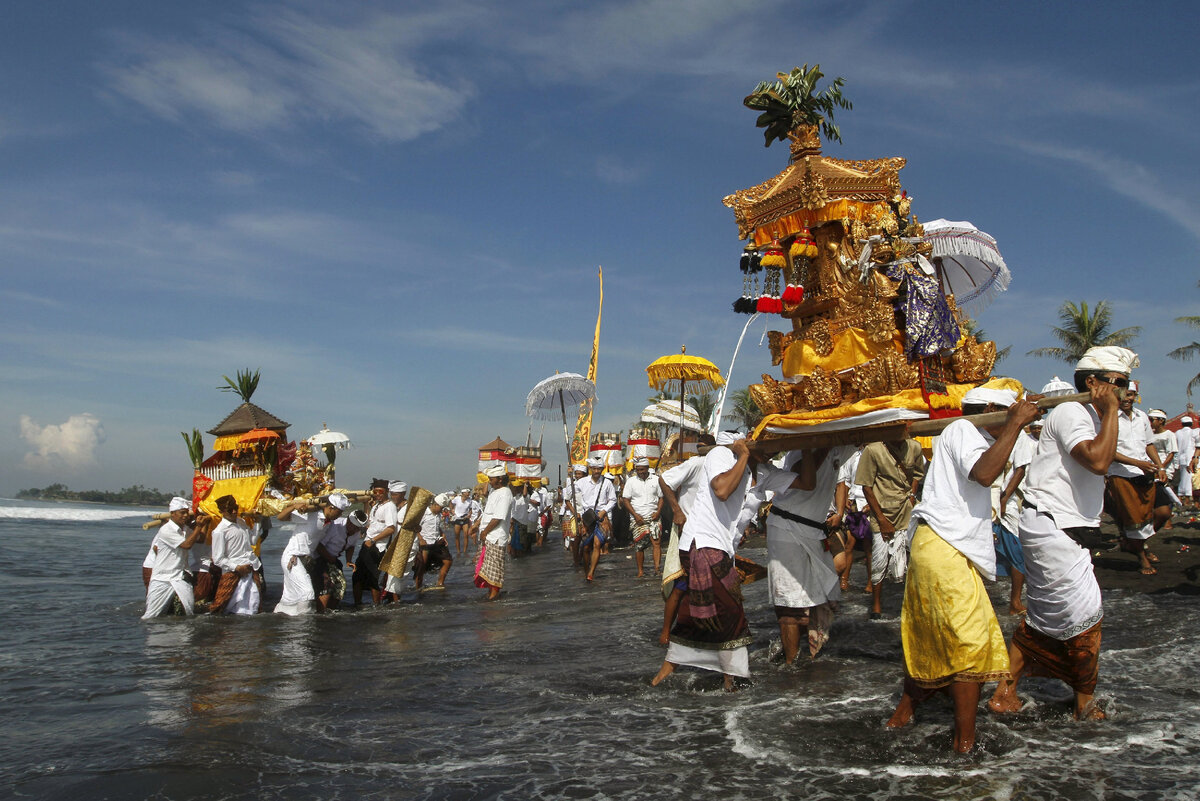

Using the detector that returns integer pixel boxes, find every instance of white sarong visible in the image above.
[142,579,194,619]
[1017,505,1103,640]
[664,642,750,678]
[767,516,840,609]
[276,553,316,616]
[870,531,908,585]
[224,574,261,615]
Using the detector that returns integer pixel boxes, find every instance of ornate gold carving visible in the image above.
[798,158,830,210]
[863,303,894,344]
[808,319,833,356]
[795,366,841,410]
[767,330,795,366]
[951,337,996,384]
[849,351,917,399]
[787,125,822,161]
[750,374,797,417]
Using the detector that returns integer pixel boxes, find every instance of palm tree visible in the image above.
[723,388,763,433]
[1026,301,1140,363]
[218,368,261,402]
[960,318,1012,363]
[1168,281,1200,395]
[743,64,852,148]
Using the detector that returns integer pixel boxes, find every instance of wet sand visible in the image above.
[1090,515,1200,595]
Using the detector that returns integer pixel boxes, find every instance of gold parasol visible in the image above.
[646,346,725,449]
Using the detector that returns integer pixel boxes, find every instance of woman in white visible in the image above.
[274,494,349,615]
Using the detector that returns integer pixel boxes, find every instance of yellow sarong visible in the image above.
[901,524,1010,688]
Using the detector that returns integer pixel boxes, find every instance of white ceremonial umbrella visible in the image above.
[920,219,1012,313]
[525,372,597,515]
[307,423,352,450]
[641,400,703,431]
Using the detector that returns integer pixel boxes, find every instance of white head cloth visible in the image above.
[433,492,453,506]
[572,463,586,472]
[1183,416,1194,426]
[715,431,745,446]
[1076,346,1139,374]
[633,457,650,467]
[389,481,408,494]
[169,497,190,512]
[587,454,604,468]
[326,493,349,510]
[485,464,507,478]
[1148,409,1167,420]
[962,387,1018,408]
[460,488,471,495]
[347,509,367,527]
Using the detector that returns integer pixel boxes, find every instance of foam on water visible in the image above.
[0,504,158,521]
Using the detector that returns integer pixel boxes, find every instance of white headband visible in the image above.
[169,497,190,512]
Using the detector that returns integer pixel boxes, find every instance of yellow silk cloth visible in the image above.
[751,200,888,246]
[754,382,975,437]
[782,327,904,379]
[901,524,1010,688]
[197,475,269,518]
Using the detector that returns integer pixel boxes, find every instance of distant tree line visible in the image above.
[16,483,185,506]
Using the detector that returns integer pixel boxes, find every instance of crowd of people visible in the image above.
[141,344,1196,751]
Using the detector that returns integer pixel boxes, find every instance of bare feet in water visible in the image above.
[650,661,676,686]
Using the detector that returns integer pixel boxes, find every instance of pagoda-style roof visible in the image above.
[723,128,906,240]
[207,402,290,437]
[479,436,511,451]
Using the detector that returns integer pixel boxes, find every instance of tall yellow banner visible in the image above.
[569,267,603,466]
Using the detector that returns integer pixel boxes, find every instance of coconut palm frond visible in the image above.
[744,64,852,148]
[1026,300,1140,363]
[218,368,261,402]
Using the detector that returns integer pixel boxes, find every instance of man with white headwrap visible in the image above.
[1103,383,1165,575]
[143,497,206,619]
[354,479,399,606]
[560,463,587,551]
[990,346,1133,722]
[568,454,618,581]
[451,488,473,555]
[414,493,454,590]
[651,432,817,691]
[274,493,349,615]
[475,465,513,600]
[622,456,664,578]
[1175,416,1196,510]
[1148,410,1178,534]
[885,383,1039,753]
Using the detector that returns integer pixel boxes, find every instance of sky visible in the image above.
[2,0,1198,497]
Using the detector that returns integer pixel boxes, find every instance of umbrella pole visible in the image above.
[560,390,580,514]
[679,380,686,457]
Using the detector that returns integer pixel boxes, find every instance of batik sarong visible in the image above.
[1012,618,1101,695]
[1104,475,1155,539]
[632,520,661,552]
[473,543,505,590]
[194,567,217,603]
[900,525,1010,688]
[309,559,346,602]
[664,544,752,677]
[210,571,261,615]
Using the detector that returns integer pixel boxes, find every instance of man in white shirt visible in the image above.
[451,488,473,555]
[354,479,398,606]
[274,493,349,615]
[413,493,454,590]
[622,457,664,578]
[568,454,618,581]
[1148,409,1178,533]
[475,465,514,600]
[209,494,263,615]
[1176,416,1196,509]
[885,384,1039,753]
[989,346,1133,722]
[1103,385,1164,574]
[657,436,716,643]
[651,432,813,691]
[143,497,206,619]
[313,508,364,610]
[560,464,587,551]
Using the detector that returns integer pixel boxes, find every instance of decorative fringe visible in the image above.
[761,250,787,270]
[782,284,805,304]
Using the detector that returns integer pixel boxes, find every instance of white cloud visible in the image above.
[19,413,106,471]
[101,5,476,142]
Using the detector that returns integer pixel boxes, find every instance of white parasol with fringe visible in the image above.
[920,219,1011,313]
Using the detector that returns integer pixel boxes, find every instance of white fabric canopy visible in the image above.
[920,219,1011,313]
[525,373,596,420]
[641,400,702,431]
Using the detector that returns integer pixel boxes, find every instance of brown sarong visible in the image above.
[1013,619,1101,695]
[1104,475,1155,530]
[669,546,751,651]
[194,568,218,603]
[473,542,505,590]
[209,571,242,613]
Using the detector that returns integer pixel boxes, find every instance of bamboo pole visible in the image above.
[750,392,1088,453]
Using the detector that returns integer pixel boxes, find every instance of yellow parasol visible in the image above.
[646,346,725,452]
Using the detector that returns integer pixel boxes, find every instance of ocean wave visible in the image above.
[0,506,157,522]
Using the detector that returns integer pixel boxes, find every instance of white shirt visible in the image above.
[366,500,398,551]
[621,473,663,519]
[481,485,514,545]
[660,457,706,516]
[1176,426,1196,465]
[572,474,617,517]
[836,448,866,511]
[909,418,997,580]
[992,431,1035,534]
[318,518,357,560]
[149,520,190,583]
[764,446,853,530]
[1024,401,1106,530]
[417,508,441,545]
[282,510,332,560]
[1108,407,1154,479]
[469,499,482,522]
[211,517,261,571]
[452,497,472,518]
[1153,429,1178,478]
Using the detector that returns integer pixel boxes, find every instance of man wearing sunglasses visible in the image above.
[989,346,1137,722]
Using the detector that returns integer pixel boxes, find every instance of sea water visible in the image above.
[1,498,1198,800]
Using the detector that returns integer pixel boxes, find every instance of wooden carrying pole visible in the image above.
[750,392,1089,453]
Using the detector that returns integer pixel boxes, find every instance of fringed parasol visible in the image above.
[641,400,703,431]
[238,427,280,444]
[645,347,726,394]
[526,372,597,420]
[307,424,351,450]
[920,219,1011,313]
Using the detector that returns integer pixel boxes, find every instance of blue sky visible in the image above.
[2,0,1197,496]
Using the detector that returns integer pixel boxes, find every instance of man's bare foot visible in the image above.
[723,674,737,692]
[988,684,1022,714]
[650,661,676,686]
[1078,701,1107,720]
[887,695,916,728]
